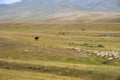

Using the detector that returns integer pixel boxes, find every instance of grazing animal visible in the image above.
[34,36,39,40]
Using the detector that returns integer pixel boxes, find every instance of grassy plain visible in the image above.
[0,22,120,80]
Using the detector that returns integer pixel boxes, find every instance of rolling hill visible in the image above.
[0,0,120,22]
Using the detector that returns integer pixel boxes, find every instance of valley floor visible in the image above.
[0,22,120,80]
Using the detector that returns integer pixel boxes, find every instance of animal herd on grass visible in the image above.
[93,50,120,60]
[33,35,120,61]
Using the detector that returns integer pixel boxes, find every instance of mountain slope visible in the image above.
[0,0,120,22]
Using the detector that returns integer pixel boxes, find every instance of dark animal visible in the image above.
[34,36,39,40]
[102,60,109,64]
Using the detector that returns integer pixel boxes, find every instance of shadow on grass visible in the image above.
[0,60,119,80]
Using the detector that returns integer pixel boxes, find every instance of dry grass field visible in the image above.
[0,22,120,80]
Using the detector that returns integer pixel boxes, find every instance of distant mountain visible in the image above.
[0,0,120,22]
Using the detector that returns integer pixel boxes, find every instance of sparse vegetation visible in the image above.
[0,22,120,80]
